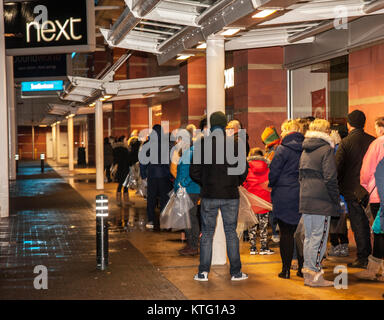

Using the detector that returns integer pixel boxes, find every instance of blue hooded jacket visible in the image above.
[268,132,304,225]
[174,146,200,195]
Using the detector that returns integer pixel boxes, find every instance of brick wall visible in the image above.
[349,43,384,136]
[234,47,287,149]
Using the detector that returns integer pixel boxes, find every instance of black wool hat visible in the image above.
[347,110,366,129]
[210,111,227,128]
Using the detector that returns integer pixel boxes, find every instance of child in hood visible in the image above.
[243,148,274,255]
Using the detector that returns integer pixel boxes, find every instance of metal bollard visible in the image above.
[15,154,19,174]
[96,194,109,270]
[40,154,45,173]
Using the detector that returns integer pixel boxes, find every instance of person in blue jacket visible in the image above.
[268,119,304,279]
[174,128,201,256]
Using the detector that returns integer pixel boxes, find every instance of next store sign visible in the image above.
[4,0,95,56]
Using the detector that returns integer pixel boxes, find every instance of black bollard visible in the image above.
[40,154,45,173]
[15,154,19,174]
[96,194,109,270]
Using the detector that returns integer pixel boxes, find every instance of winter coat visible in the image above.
[243,156,271,214]
[113,142,129,184]
[127,138,141,167]
[335,128,375,201]
[139,125,172,180]
[360,135,384,204]
[104,142,114,166]
[233,131,250,159]
[190,127,248,199]
[174,146,200,195]
[299,131,340,217]
[268,132,304,225]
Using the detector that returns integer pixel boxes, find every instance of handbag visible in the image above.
[354,185,376,209]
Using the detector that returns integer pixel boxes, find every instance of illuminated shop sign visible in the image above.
[21,80,64,92]
[4,0,95,56]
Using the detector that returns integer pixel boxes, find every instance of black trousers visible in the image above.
[277,219,302,272]
[147,177,172,224]
[346,200,372,261]
[104,164,112,182]
[371,203,384,259]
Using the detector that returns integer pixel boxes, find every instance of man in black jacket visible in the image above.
[336,110,375,268]
[190,111,248,281]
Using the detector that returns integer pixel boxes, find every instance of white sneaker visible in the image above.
[194,271,208,282]
[231,272,248,281]
[272,235,280,243]
[145,222,154,229]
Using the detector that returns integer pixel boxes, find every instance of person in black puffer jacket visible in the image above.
[113,136,130,206]
[335,110,375,268]
[299,119,340,287]
[268,119,304,279]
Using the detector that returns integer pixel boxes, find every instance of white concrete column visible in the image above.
[206,36,225,124]
[6,56,16,181]
[206,36,227,265]
[52,124,57,161]
[0,0,9,217]
[56,122,61,163]
[67,115,74,171]
[95,100,104,190]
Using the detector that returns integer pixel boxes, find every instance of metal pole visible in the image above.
[95,100,104,190]
[52,124,56,161]
[68,115,74,171]
[0,0,10,218]
[56,122,61,163]
[32,125,35,160]
[15,154,19,174]
[96,194,109,270]
[40,153,45,173]
[6,56,16,181]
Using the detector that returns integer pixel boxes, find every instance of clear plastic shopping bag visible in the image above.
[237,186,273,238]
[160,187,193,231]
[136,178,147,198]
[160,190,177,230]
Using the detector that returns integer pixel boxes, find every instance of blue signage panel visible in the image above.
[21,80,64,92]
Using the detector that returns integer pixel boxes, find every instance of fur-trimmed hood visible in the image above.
[303,130,335,151]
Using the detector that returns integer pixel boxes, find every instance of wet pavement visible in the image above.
[0,161,185,300]
[1,160,383,300]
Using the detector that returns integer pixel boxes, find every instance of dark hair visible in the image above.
[118,136,125,142]
[104,137,109,144]
[249,147,264,157]
[199,116,207,131]
[375,117,384,128]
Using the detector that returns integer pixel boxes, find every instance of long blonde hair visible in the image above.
[281,119,300,138]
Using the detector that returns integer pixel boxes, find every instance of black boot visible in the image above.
[278,269,290,279]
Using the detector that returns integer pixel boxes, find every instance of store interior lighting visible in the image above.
[220,28,241,36]
[252,9,277,18]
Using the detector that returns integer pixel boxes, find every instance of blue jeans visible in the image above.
[199,198,242,276]
[303,214,331,272]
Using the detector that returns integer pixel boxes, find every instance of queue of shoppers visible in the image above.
[105,108,384,286]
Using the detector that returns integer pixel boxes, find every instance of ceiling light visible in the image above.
[39,125,47,127]
[176,55,192,60]
[103,95,112,99]
[89,102,96,107]
[220,28,241,36]
[252,9,277,18]
[196,42,207,49]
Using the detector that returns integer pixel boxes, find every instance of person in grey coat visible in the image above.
[299,119,340,287]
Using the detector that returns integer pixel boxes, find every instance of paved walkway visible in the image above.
[1,160,383,300]
[0,161,185,300]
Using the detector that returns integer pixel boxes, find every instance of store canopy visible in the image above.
[100,0,384,64]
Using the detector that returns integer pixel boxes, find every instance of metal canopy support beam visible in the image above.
[0,0,9,217]
[56,122,61,163]
[363,0,384,13]
[157,0,270,65]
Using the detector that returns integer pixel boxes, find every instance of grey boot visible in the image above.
[302,268,315,286]
[355,255,382,281]
[309,270,334,287]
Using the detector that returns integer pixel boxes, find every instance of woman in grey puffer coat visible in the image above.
[299,119,340,287]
